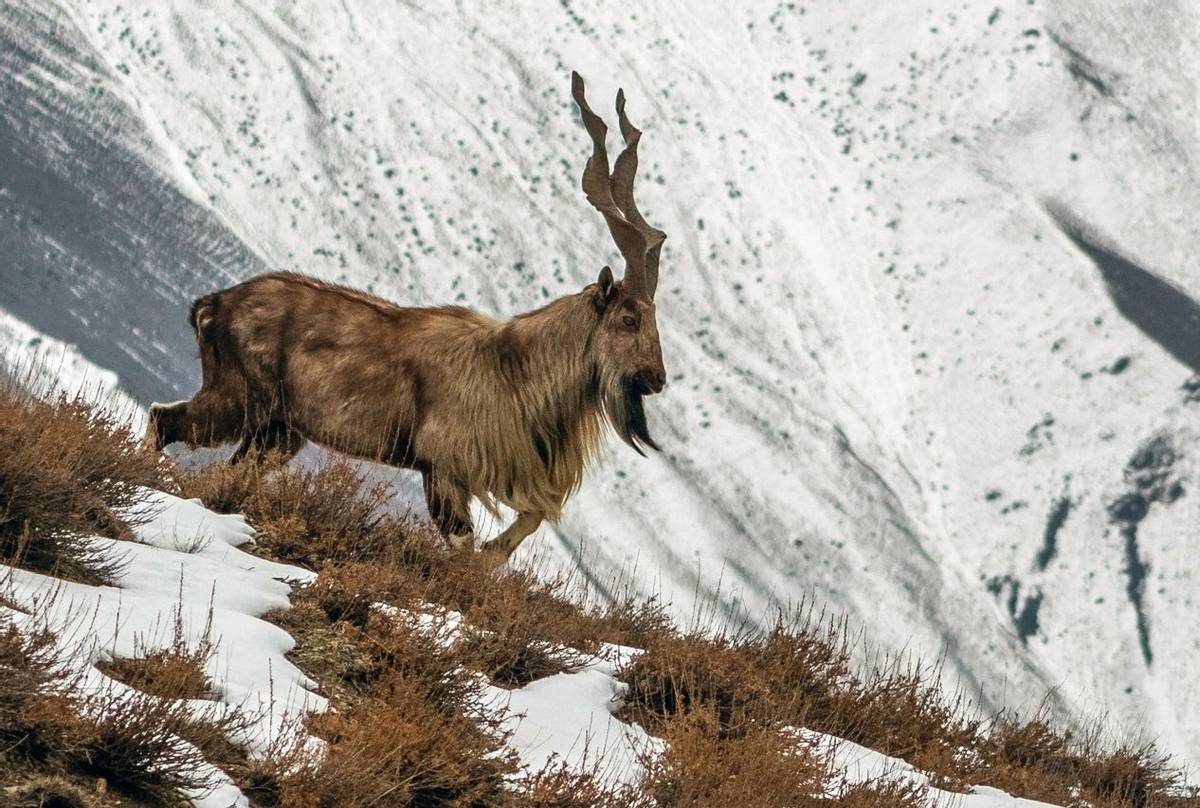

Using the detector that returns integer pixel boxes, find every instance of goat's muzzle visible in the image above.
[633,368,667,396]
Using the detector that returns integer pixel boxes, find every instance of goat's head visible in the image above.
[572,72,668,455]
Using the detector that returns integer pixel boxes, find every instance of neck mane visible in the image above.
[484,291,606,519]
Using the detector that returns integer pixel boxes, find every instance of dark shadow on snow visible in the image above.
[0,5,264,402]
[1046,202,1200,374]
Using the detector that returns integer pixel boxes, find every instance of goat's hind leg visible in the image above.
[145,400,190,450]
[145,390,243,451]
[229,420,308,466]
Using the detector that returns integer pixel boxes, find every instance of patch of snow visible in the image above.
[483,655,662,789]
[797,728,1062,808]
[1,489,325,806]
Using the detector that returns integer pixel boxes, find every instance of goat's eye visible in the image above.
[622,316,637,329]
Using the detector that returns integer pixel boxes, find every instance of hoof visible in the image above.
[476,541,509,572]
[448,532,475,552]
[144,400,188,451]
[144,402,167,449]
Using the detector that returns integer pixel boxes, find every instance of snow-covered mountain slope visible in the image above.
[1,485,1073,807]
[0,307,142,416]
[3,0,1199,767]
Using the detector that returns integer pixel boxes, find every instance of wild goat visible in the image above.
[146,72,669,568]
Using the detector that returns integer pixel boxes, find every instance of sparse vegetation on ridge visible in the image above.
[0,386,170,585]
[0,392,1195,807]
[0,615,246,807]
[617,618,1192,807]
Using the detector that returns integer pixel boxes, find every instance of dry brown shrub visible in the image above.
[270,576,480,715]
[513,761,649,808]
[836,779,934,808]
[71,687,225,804]
[968,711,1191,808]
[305,561,413,627]
[0,619,72,756]
[595,590,674,650]
[93,613,216,701]
[0,613,248,806]
[1,774,104,808]
[635,707,924,808]
[456,617,586,688]
[452,572,595,687]
[814,659,978,789]
[283,684,516,808]
[618,631,768,736]
[179,456,397,566]
[243,601,520,808]
[172,450,266,515]
[0,388,168,584]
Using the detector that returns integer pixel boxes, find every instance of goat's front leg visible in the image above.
[421,469,475,552]
[478,511,543,571]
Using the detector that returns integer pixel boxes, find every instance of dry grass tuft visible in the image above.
[0,387,168,585]
[93,604,217,702]
[0,615,246,806]
[636,706,933,808]
[250,596,521,807]
[95,649,214,702]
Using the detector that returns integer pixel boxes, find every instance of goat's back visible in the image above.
[198,272,500,460]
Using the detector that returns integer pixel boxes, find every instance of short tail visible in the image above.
[188,293,218,335]
[189,292,222,374]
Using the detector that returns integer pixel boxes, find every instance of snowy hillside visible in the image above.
[3,491,318,807]
[3,0,1200,769]
[2,473,1080,807]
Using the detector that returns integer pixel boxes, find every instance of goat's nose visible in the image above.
[646,369,667,394]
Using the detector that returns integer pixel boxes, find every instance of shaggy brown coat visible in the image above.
[147,72,668,567]
[147,270,664,564]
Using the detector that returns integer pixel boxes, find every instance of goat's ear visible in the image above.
[597,265,614,295]
[594,266,618,309]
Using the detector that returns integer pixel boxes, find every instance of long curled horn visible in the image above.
[611,88,667,299]
[571,71,655,299]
